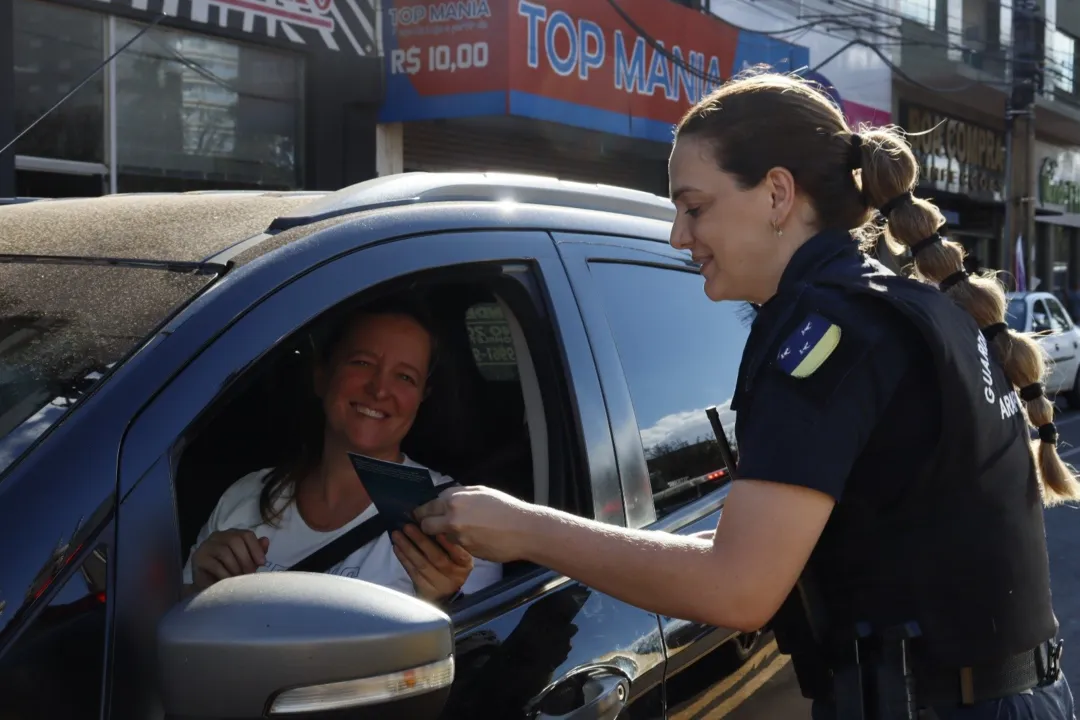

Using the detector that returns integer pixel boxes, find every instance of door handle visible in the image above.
[528,666,630,720]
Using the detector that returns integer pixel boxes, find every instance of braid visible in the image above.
[851,127,1080,506]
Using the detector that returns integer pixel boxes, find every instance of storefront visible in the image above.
[894,99,1007,272]
[1034,140,1080,305]
[0,0,383,197]
[375,0,823,194]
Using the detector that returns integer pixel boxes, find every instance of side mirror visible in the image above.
[157,573,454,719]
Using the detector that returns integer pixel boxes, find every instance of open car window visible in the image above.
[0,262,213,479]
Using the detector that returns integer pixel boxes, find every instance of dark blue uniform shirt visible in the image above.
[733,229,941,506]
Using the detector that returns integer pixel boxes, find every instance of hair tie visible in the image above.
[1038,422,1058,445]
[939,269,969,292]
[1020,382,1045,402]
[849,133,863,172]
[910,232,942,258]
[981,322,1008,342]
[880,191,914,217]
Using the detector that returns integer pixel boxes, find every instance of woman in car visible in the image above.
[182,297,502,605]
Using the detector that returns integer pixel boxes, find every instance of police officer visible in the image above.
[414,71,1078,719]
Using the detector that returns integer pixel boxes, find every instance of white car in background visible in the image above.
[1006,291,1080,406]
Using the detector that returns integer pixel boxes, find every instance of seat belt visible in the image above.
[286,480,461,574]
[288,514,389,574]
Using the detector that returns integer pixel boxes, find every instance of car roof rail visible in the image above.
[268,171,676,231]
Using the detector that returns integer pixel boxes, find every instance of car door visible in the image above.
[110,229,667,720]
[1031,298,1070,391]
[1045,296,1080,391]
[555,233,807,719]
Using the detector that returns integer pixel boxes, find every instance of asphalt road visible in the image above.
[722,403,1080,719]
[1046,401,1080,694]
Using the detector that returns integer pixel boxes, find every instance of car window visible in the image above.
[1006,298,1027,332]
[588,261,750,520]
[1032,300,1053,333]
[1047,297,1073,331]
[0,263,213,478]
[0,545,109,717]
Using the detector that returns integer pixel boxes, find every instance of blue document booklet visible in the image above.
[347,452,445,534]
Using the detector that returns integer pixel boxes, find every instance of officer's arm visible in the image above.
[513,478,835,632]
[504,310,914,631]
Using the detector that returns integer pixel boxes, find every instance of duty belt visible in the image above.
[913,639,1063,707]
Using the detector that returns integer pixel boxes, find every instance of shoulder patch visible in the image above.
[776,313,842,378]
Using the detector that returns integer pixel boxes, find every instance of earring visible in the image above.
[772,221,784,237]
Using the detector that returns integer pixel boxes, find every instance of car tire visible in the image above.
[1067,366,1080,409]
[726,630,763,664]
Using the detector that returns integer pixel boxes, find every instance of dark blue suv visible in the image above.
[0,174,803,719]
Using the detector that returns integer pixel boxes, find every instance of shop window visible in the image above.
[588,262,749,520]
[897,0,936,26]
[12,0,105,164]
[1048,29,1077,95]
[114,21,303,191]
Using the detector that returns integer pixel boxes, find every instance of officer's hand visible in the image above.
[391,523,473,602]
[191,529,269,590]
[414,486,534,564]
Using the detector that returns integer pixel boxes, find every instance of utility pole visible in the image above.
[1005,0,1045,288]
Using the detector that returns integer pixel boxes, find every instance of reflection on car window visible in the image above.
[0,263,211,479]
[1032,300,1053,333]
[465,302,519,382]
[0,545,108,719]
[588,261,750,519]
[1047,298,1073,331]
[1006,298,1027,332]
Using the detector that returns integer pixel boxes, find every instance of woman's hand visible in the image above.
[413,485,538,563]
[191,529,269,590]
[392,524,474,603]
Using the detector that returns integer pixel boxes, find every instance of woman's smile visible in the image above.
[351,403,388,420]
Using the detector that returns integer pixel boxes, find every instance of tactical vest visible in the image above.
[740,265,1058,681]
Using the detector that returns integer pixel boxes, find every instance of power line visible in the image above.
[605,0,994,95]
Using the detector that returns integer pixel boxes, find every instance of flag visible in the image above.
[776,314,842,378]
[1015,235,1027,292]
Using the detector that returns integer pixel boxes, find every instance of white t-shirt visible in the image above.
[182,455,503,598]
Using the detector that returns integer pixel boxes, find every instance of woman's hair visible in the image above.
[258,294,440,525]
[677,68,1080,506]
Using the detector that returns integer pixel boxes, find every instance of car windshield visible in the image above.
[1006,298,1027,332]
[0,261,214,479]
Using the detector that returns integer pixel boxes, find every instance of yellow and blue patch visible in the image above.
[776,314,843,379]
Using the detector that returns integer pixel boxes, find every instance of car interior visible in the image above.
[172,269,573,588]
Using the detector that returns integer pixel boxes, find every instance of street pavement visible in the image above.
[721,402,1080,719]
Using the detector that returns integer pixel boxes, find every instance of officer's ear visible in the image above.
[764,166,797,226]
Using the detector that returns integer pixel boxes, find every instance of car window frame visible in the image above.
[553,233,739,532]
[1046,296,1073,331]
[1032,299,1054,333]
[110,229,623,716]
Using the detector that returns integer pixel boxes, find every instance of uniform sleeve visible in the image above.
[735,309,920,501]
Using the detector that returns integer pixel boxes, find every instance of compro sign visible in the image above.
[380,0,811,141]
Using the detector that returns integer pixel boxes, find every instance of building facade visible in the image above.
[892,0,1080,294]
[374,0,893,196]
[0,0,384,197]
